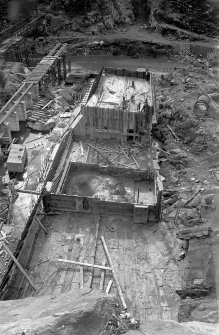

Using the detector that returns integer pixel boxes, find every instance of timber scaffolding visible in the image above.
[0,43,69,144]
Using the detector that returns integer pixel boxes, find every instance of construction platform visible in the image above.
[3,213,180,323]
[80,67,155,142]
[87,74,152,112]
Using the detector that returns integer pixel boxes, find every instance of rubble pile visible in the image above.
[104,310,140,334]
[153,61,219,325]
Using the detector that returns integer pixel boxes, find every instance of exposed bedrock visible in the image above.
[0,289,117,335]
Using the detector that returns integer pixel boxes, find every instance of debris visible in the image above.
[167,124,179,141]
[183,184,202,207]
[177,226,212,240]
[86,142,112,165]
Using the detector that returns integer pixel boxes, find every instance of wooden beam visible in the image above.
[35,216,48,234]
[79,238,85,289]
[90,216,100,288]
[117,162,134,168]
[2,241,37,291]
[119,145,129,159]
[131,155,140,169]
[99,260,106,290]
[86,142,112,165]
[85,146,90,163]
[106,279,113,294]
[80,265,84,289]
[56,258,112,271]
[15,189,40,195]
[42,100,53,110]
[101,236,127,310]
[109,154,118,163]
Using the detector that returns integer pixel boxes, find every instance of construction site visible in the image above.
[0,1,218,334]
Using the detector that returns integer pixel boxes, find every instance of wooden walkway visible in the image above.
[24,43,67,84]
[0,43,67,126]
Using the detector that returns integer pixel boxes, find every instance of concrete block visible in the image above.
[17,101,27,121]
[134,204,148,224]
[25,92,33,109]
[7,111,20,131]
[0,122,12,143]
[7,144,27,173]
[32,84,39,101]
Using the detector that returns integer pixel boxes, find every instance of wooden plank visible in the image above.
[99,260,106,290]
[101,236,127,310]
[90,216,100,288]
[35,216,48,234]
[119,145,129,159]
[85,146,90,163]
[2,242,37,291]
[131,154,140,169]
[79,237,85,289]
[86,142,112,165]
[106,279,113,294]
[56,259,112,271]
[42,100,53,110]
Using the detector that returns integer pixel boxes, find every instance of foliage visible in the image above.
[160,0,219,35]
[51,0,93,15]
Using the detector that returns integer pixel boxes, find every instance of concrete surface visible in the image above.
[87,74,152,111]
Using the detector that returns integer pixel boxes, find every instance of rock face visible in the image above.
[125,320,219,335]
[0,289,117,335]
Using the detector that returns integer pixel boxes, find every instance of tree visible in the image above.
[168,0,218,35]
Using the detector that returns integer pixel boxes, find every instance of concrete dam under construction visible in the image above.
[0,4,218,335]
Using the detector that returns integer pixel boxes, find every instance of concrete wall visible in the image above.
[46,193,159,225]
[56,162,159,225]
[0,195,42,299]
[87,67,104,102]
[81,104,150,141]
[61,162,154,195]
[104,67,150,80]
[80,66,154,142]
